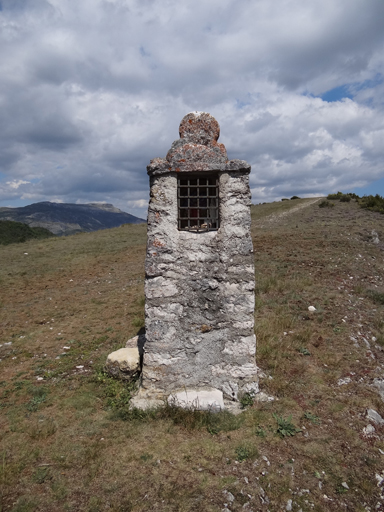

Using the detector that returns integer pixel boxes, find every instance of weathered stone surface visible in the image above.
[105,347,140,380]
[179,112,220,144]
[373,378,384,400]
[367,408,384,425]
[142,112,258,401]
[167,387,225,411]
[125,333,146,355]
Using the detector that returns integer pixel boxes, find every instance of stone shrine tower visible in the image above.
[141,112,258,406]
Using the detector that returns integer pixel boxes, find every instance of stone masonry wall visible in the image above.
[142,112,258,401]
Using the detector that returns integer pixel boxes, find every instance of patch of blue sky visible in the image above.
[2,198,31,208]
[319,74,383,103]
[320,85,353,103]
[353,176,384,198]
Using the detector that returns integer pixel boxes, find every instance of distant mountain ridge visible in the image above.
[0,201,145,236]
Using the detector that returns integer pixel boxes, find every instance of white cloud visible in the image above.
[0,0,383,218]
[5,179,30,189]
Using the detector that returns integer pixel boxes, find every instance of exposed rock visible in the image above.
[367,408,384,425]
[105,347,140,381]
[362,424,377,438]
[372,230,380,244]
[222,490,235,503]
[373,378,384,400]
[337,377,351,386]
[125,333,146,356]
[254,392,275,402]
[167,387,225,411]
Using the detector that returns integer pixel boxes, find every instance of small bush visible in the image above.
[328,191,359,202]
[239,392,254,409]
[273,414,302,438]
[281,198,289,201]
[255,426,267,437]
[319,200,334,208]
[0,220,54,246]
[235,443,258,462]
[359,194,384,214]
[327,192,343,200]
[290,196,300,200]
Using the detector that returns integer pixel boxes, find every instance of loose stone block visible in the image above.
[105,347,140,381]
[138,112,258,403]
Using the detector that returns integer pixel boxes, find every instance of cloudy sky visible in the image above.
[1,0,383,219]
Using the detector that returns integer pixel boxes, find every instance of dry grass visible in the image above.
[1,200,384,510]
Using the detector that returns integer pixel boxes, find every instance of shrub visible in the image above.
[273,414,302,438]
[328,192,359,202]
[281,198,289,201]
[319,200,334,208]
[235,443,258,462]
[0,220,54,245]
[239,392,254,409]
[290,196,300,200]
[359,194,384,214]
[327,192,343,200]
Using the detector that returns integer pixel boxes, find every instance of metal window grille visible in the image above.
[178,174,220,232]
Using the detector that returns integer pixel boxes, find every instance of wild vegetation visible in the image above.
[327,191,384,214]
[0,220,55,245]
[0,198,384,510]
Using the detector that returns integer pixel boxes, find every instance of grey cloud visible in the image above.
[0,0,384,218]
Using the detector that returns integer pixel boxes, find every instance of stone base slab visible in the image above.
[167,387,224,412]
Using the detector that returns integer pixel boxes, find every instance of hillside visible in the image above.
[0,198,384,511]
[0,201,145,236]
[0,219,55,245]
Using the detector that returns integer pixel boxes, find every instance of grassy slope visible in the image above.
[0,200,384,511]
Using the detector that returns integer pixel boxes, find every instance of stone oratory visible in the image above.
[133,112,258,410]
